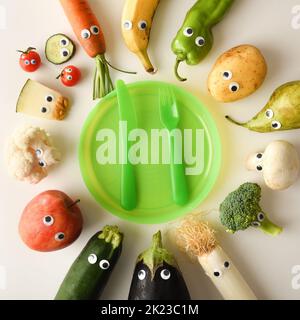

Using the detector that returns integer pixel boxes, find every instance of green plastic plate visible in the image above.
[79,81,221,224]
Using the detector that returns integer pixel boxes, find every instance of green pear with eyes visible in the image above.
[226,81,300,133]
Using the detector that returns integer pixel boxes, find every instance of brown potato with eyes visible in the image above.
[207,45,267,103]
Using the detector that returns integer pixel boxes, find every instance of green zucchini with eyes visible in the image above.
[55,226,123,300]
[128,231,191,300]
[45,34,76,65]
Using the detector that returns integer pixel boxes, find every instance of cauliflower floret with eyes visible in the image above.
[6,126,61,184]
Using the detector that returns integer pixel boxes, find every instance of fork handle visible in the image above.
[170,137,189,206]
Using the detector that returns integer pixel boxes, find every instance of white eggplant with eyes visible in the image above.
[121,0,160,73]
[246,141,300,191]
[176,217,257,300]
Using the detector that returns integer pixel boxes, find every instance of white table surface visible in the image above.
[0,0,300,300]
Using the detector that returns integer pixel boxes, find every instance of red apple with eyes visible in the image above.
[19,190,83,252]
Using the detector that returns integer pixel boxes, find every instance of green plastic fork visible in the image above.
[159,86,189,206]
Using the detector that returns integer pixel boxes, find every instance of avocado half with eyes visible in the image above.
[45,34,76,65]
[128,231,191,300]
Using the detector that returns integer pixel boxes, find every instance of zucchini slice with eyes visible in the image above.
[45,34,76,65]
[128,231,191,300]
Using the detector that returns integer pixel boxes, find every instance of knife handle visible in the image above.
[121,160,137,211]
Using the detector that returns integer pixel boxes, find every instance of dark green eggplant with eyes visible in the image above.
[128,231,191,300]
[55,226,123,300]
[226,81,300,132]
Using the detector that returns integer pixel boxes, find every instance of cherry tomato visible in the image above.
[18,47,41,72]
[58,66,81,87]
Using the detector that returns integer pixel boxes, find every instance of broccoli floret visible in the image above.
[220,183,282,236]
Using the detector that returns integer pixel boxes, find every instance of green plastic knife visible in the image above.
[116,80,137,211]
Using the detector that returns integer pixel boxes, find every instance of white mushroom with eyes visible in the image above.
[246,140,300,191]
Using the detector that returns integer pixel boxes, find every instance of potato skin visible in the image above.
[207,45,267,103]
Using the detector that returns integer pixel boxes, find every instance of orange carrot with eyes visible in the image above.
[60,0,135,99]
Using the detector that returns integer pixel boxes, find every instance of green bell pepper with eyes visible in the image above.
[172,0,235,81]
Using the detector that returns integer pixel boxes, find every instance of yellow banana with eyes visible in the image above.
[122,0,160,73]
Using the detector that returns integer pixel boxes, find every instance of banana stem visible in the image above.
[174,59,187,82]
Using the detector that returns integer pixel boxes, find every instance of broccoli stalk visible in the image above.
[259,215,282,236]
[220,183,282,236]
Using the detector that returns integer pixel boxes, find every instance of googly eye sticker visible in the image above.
[160,269,171,280]
[265,109,274,119]
[99,259,110,270]
[222,70,233,80]
[40,106,50,114]
[55,232,65,241]
[257,212,265,222]
[60,48,70,58]
[88,254,97,265]
[195,36,205,47]
[81,29,91,39]
[43,215,54,226]
[123,20,133,30]
[90,25,100,35]
[213,270,222,278]
[271,120,282,130]
[38,159,47,168]
[183,27,193,37]
[138,269,146,280]
[138,20,147,30]
[229,82,240,92]
[60,38,69,47]
[45,95,54,103]
[251,221,261,228]
[35,148,43,158]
